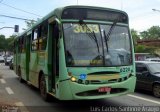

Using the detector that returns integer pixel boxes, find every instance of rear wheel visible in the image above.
[40,75,50,101]
[153,84,160,97]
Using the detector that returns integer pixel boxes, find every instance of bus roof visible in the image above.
[16,5,128,39]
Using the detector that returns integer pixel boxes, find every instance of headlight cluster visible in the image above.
[71,77,76,82]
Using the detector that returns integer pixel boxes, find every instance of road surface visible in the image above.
[0,64,160,112]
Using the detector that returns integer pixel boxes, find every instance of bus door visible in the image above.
[48,18,59,91]
[26,33,31,81]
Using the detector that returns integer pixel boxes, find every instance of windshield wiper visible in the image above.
[103,16,120,53]
[153,72,160,74]
[79,20,100,54]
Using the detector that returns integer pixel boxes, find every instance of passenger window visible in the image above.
[32,28,39,51]
[31,22,48,51]
[22,36,26,53]
[14,41,16,54]
[39,21,48,51]
[18,38,21,53]
[18,37,24,53]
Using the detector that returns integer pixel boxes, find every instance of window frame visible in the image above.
[38,21,48,51]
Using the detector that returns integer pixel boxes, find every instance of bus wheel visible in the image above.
[18,67,23,83]
[40,75,49,101]
[153,84,160,97]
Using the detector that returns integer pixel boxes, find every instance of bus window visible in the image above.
[32,28,39,51]
[22,36,26,53]
[18,38,23,53]
[13,41,16,54]
[39,21,48,51]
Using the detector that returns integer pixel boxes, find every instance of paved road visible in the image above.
[0,64,160,112]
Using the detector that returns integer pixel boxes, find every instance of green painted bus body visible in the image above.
[13,5,136,100]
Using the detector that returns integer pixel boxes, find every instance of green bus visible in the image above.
[13,5,136,101]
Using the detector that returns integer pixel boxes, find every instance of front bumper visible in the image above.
[58,76,136,100]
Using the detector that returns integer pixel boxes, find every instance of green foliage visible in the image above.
[135,45,145,53]
[0,34,16,52]
[135,45,158,54]
[25,18,39,29]
[148,26,160,39]
[131,29,140,44]
[6,35,16,51]
[140,31,149,39]
[133,26,160,54]
[140,26,160,39]
[25,20,36,28]
[0,34,7,50]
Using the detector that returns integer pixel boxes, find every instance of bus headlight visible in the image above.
[71,77,76,82]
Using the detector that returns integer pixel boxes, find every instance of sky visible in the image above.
[0,0,160,38]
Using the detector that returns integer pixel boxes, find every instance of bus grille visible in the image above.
[84,75,132,85]
[79,72,133,85]
[76,88,127,96]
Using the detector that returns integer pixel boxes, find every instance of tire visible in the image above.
[40,75,50,101]
[153,84,160,97]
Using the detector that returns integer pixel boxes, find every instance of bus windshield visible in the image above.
[63,23,132,67]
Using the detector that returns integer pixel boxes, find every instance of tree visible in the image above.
[131,29,140,44]
[25,18,39,29]
[148,26,160,39]
[135,45,157,54]
[0,34,7,50]
[140,26,160,39]
[0,34,16,52]
[6,35,16,51]
[135,45,146,53]
[25,19,36,28]
[140,31,149,39]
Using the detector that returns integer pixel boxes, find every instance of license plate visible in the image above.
[98,87,111,92]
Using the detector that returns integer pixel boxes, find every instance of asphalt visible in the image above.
[0,64,160,112]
